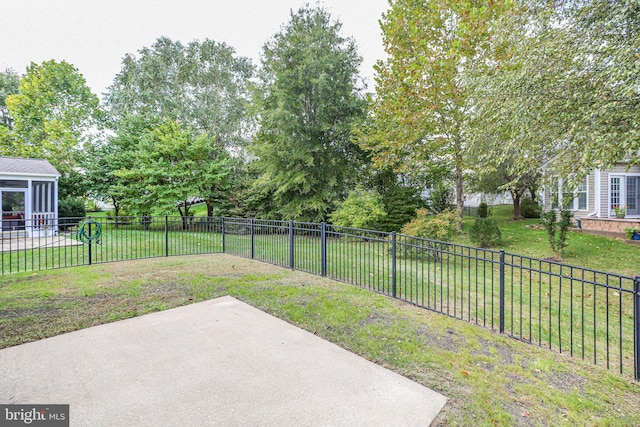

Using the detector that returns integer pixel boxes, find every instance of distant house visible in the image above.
[0,157,60,236]
[542,162,640,235]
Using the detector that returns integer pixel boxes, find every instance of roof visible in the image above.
[0,157,60,177]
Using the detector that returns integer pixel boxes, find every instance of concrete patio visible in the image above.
[0,296,447,426]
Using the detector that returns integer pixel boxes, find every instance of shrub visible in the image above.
[401,208,459,241]
[396,208,459,262]
[521,198,541,218]
[477,202,488,218]
[58,198,86,219]
[541,209,573,257]
[377,184,426,232]
[330,188,387,230]
[468,217,502,248]
[428,183,454,214]
[58,198,87,230]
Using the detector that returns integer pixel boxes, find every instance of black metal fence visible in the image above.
[2,215,639,380]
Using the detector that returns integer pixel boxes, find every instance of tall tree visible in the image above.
[116,120,233,224]
[359,0,509,229]
[105,37,254,148]
[4,60,102,197]
[83,115,156,218]
[474,0,640,183]
[0,68,20,130]
[251,7,367,221]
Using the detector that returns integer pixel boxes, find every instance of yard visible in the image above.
[1,254,639,426]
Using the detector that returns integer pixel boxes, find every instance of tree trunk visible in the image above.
[455,144,464,231]
[112,198,120,228]
[206,198,214,218]
[512,190,524,220]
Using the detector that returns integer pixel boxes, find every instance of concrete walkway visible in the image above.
[0,235,82,252]
[0,296,447,426]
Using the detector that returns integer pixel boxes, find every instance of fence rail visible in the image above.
[1,214,639,380]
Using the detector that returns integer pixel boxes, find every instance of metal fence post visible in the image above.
[392,231,397,298]
[499,250,506,334]
[221,217,226,253]
[289,220,295,270]
[87,216,92,266]
[165,215,169,257]
[321,222,327,277]
[635,276,640,380]
[250,218,255,259]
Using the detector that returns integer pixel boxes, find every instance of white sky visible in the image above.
[0,0,389,100]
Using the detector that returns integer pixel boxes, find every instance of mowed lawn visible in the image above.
[458,205,640,278]
[1,254,639,426]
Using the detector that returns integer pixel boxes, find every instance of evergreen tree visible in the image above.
[251,7,367,222]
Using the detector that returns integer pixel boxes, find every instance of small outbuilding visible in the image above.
[0,157,60,237]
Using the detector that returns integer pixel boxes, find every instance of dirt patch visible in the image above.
[416,326,460,353]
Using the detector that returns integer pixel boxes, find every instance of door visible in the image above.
[2,191,26,231]
[627,176,640,216]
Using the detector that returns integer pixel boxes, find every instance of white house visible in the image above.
[0,157,60,237]
[543,162,640,235]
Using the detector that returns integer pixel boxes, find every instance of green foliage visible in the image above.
[378,185,425,232]
[401,208,459,243]
[58,198,86,229]
[0,68,20,129]
[428,184,454,214]
[624,228,640,240]
[329,188,386,230]
[477,202,489,219]
[106,37,254,148]
[83,115,156,218]
[472,1,640,182]
[58,198,86,218]
[360,0,510,227]
[3,60,102,198]
[541,209,573,257]
[116,120,233,219]
[521,198,541,219]
[251,7,367,222]
[468,218,502,248]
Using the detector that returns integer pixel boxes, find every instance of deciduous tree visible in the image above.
[106,37,254,148]
[359,0,509,230]
[4,60,102,197]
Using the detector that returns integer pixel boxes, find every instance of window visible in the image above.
[576,177,588,211]
[611,175,640,217]
[551,177,588,211]
[0,180,27,188]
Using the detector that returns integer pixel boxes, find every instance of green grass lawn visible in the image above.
[458,205,640,277]
[1,255,638,426]
[4,209,639,377]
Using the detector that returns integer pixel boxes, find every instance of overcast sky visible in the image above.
[0,0,389,99]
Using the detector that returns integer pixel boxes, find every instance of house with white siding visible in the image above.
[543,163,640,235]
[0,157,60,237]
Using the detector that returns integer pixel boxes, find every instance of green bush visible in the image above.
[468,217,502,248]
[395,208,459,262]
[521,198,541,218]
[541,209,573,257]
[428,184,454,214]
[477,202,488,218]
[401,208,459,242]
[58,198,86,219]
[377,185,426,232]
[330,188,387,230]
[58,198,87,229]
